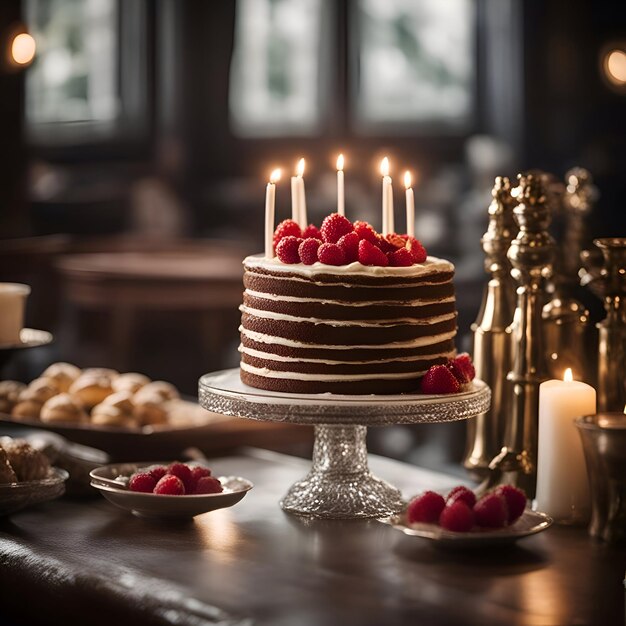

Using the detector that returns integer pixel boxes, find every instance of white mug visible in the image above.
[0,283,31,346]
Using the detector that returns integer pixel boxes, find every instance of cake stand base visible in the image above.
[280,425,403,519]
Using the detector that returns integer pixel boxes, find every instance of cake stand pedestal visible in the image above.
[199,369,491,519]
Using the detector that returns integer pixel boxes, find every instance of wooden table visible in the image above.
[0,450,623,626]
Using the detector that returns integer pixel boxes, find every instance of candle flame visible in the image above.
[270,168,281,184]
[380,157,390,177]
[336,154,344,171]
[563,368,573,382]
[623,404,626,414]
[296,158,305,177]
[404,171,412,190]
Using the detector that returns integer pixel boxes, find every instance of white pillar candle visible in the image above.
[336,154,345,216]
[535,368,596,522]
[380,157,391,235]
[295,158,307,228]
[404,171,415,238]
[290,176,300,224]
[265,168,281,259]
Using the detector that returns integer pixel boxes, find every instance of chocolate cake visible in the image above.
[239,254,457,394]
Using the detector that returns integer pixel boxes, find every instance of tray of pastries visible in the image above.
[0,363,235,460]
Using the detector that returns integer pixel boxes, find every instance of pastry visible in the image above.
[101,390,134,413]
[91,404,139,428]
[0,446,17,483]
[41,362,82,392]
[19,377,60,403]
[132,394,168,426]
[11,399,43,420]
[134,381,179,403]
[0,437,50,481]
[69,375,114,408]
[0,380,26,414]
[112,372,150,394]
[40,393,88,424]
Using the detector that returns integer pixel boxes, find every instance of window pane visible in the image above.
[25,0,119,125]
[229,0,324,137]
[355,0,474,128]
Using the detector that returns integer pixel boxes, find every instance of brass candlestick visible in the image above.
[489,173,555,497]
[463,177,516,475]
[542,167,595,381]
[581,238,626,411]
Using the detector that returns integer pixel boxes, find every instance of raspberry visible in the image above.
[439,501,475,532]
[420,365,460,394]
[153,474,185,495]
[318,243,346,266]
[406,491,446,524]
[302,224,322,240]
[276,236,303,264]
[353,221,379,245]
[148,465,168,481]
[128,472,157,493]
[194,476,223,494]
[407,237,427,263]
[385,233,406,250]
[474,493,508,528]
[190,466,212,490]
[494,485,527,524]
[446,485,476,508]
[358,239,389,267]
[299,238,322,265]
[388,248,414,267]
[337,231,360,263]
[167,462,194,493]
[448,353,476,385]
[273,219,302,248]
[320,213,353,244]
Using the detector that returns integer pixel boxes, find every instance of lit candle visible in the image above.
[290,158,307,229]
[535,368,596,522]
[337,154,345,216]
[265,168,281,259]
[380,157,393,235]
[404,170,415,238]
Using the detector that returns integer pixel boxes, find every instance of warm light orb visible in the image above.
[380,157,390,177]
[605,49,626,85]
[563,368,573,382]
[404,171,412,190]
[623,404,626,415]
[336,154,344,171]
[296,158,305,177]
[270,168,281,184]
[11,32,36,66]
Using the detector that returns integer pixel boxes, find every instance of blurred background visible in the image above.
[0,0,624,471]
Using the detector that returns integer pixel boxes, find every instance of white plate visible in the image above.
[380,509,553,547]
[90,461,253,519]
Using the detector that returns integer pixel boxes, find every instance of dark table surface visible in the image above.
[0,449,624,626]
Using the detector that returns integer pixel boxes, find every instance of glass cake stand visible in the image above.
[198,369,491,519]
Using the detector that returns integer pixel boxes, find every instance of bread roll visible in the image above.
[134,380,179,403]
[112,373,150,394]
[11,399,43,420]
[101,390,134,413]
[40,393,88,424]
[91,404,138,428]
[19,377,59,403]
[41,362,82,392]
[133,394,168,426]
[69,375,113,408]
[0,380,26,414]
[81,368,119,382]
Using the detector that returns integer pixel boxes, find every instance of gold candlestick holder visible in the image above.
[463,176,516,475]
[542,167,595,381]
[581,238,626,412]
[488,173,555,497]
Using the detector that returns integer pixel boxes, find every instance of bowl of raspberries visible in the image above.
[90,461,253,518]
[385,484,552,547]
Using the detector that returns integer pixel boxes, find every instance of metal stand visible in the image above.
[199,369,491,519]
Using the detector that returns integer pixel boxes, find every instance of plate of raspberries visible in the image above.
[382,484,552,547]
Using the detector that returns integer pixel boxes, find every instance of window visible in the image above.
[25,0,148,147]
[229,0,328,137]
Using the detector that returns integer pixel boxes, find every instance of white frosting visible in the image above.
[240,345,455,365]
[244,289,455,308]
[240,305,456,327]
[241,361,428,381]
[244,254,454,278]
[240,327,456,350]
